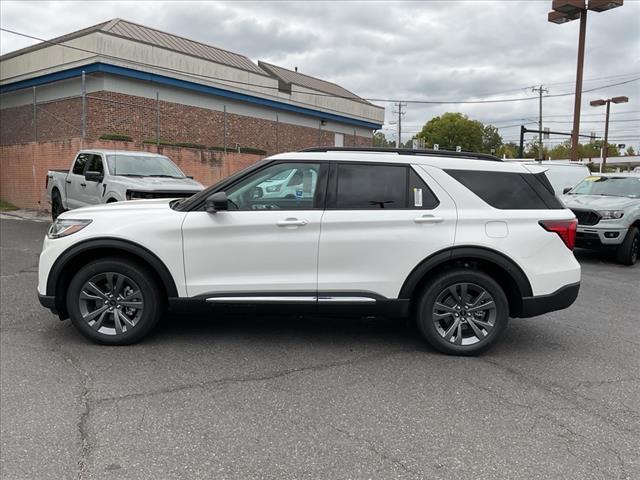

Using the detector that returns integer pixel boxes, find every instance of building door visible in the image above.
[334,133,344,147]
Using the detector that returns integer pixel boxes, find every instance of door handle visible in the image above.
[414,215,443,224]
[277,218,308,227]
[65,180,72,184]
[80,183,87,187]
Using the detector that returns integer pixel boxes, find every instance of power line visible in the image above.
[1,27,639,105]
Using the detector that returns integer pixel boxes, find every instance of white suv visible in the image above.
[37,148,581,355]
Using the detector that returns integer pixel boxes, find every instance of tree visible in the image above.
[495,142,520,159]
[625,146,636,156]
[372,132,393,148]
[482,125,502,155]
[415,112,498,153]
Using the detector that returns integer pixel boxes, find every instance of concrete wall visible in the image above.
[0,138,263,210]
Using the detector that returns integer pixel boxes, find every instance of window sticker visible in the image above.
[414,188,423,207]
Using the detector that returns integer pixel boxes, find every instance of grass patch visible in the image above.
[99,133,133,142]
[0,199,18,211]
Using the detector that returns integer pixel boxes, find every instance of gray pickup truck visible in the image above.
[46,149,204,220]
[562,173,640,265]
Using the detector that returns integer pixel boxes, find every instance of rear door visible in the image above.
[65,153,89,210]
[317,162,457,299]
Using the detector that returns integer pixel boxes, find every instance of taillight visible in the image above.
[45,175,49,189]
[539,219,578,250]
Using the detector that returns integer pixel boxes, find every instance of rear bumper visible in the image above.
[517,282,580,318]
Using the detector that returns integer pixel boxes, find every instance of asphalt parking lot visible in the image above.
[1,217,638,480]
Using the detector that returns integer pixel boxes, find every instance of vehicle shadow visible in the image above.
[573,247,622,266]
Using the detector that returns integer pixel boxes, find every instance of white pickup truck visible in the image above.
[46,149,204,220]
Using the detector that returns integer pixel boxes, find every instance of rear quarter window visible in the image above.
[445,169,564,210]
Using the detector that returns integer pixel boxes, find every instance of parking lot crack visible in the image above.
[95,348,417,405]
[330,425,425,478]
[54,346,94,480]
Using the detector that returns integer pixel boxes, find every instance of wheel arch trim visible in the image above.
[46,238,179,298]
[398,246,533,299]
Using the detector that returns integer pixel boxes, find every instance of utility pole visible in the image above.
[532,85,548,160]
[392,102,406,148]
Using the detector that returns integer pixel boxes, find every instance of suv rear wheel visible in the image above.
[416,269,509,355]
[66,257,163,345]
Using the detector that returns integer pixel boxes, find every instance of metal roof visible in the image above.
[258,61,372,105]
[1,18,266,75]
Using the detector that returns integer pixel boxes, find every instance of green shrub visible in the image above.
[99,134,133,142]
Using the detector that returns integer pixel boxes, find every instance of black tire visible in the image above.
[615,227,639,266]
[415,268,509,356]
[51,190,65,221]
[66,257,163,345]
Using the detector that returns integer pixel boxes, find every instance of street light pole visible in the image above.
[548,0,624,161]
[603,99,610,166]
[571,8,587,162]
[590,95,629,170]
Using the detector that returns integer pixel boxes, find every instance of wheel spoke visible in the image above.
[89,310,109,331]
[469,290,488,308]
[470,318,493,329]
[114,310,124,334]
[119,301,142,309]
[117,309,136,329]
[466,318,486,339]
[454,321,463,345]
[86,282,108,300]
[80,290,102,302]
[434,302,457,314]
[459,283,468,303]
[82,305,109,322]
[448,285,461,304]
[467,301,495,313]
[443,318,460,342]
[122,290,141,302]
[113,274,125,296]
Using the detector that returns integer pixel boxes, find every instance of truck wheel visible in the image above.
[615,227,639,266]
[51,190,65,221]
[66,257,163,345]
[415,269,509,356]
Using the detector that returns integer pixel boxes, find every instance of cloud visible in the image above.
[1,0,638,148]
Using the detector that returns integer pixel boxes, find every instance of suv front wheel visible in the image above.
[416,269,509,355]
[66,257,163,345]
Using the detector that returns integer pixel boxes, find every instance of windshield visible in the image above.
[568,176,640,198]
[106,155,185,178]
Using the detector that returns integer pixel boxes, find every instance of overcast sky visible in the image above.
[1,0,638,149]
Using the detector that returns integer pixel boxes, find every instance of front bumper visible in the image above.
[518,282,580,318]
[576,225,627,248]
[38,293,57,313]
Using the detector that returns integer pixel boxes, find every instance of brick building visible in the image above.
[0,18,384,209]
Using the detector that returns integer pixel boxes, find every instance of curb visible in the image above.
[0,210,50,223]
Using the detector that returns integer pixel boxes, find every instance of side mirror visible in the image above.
[206,191,228,213]
[85,171,103,182]
[187,175,194,179]
[562,187,572,194]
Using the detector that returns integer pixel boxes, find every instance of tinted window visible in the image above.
[226,162,321,210]
[336,164,406,209]
[409,168,440,209]
[85,155,103,174]
[72,154,89,175]
[446,169,563,209]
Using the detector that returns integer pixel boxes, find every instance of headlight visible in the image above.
[266,184,281,193]
[47,219,92,239]
[598,210,624,220]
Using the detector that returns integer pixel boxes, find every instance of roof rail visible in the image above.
[300,146,503,162]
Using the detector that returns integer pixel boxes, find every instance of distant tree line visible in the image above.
[374,112,636,159]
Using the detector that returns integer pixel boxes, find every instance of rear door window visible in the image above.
[335,164,406,209]
[333,164,439,209]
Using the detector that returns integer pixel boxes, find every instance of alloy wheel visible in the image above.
[78,272,144,335]
[432,282,497,346]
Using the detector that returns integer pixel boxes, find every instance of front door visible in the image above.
[77,154,105,206]
[181,161,327,298]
